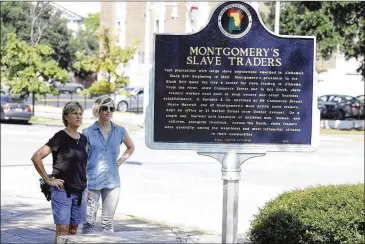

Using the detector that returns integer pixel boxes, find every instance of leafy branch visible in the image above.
[73,28,138,96]
[1,33,68,99]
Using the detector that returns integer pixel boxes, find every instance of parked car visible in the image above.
[317,97,338,119]
[356,95,364,119]
[0,103,4,120]
[114,87,144,112]
[0,95,32,122]
[53,81,84,94]
[318,95,362,120]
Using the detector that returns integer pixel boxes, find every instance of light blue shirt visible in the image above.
[82,122,126,190]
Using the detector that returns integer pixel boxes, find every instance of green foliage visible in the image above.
[278,2,365,78]
[40,11,72,69]
[0,2,72,70]
[1,33,68,98]
[248,184,365,244]
[84,13,100,34]
[69,13,100,77]
[73,28,137,96]
[28,2,53,46]
[280,2,340,60]
[0,2,32,46]
[324,2,365,78]
[260,2,275,32]
[86,80,117,96]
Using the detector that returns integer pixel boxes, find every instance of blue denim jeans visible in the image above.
[51,186,87,225]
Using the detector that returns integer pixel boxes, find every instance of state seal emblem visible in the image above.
[218,3,252,38]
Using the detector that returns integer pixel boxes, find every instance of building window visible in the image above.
[156,20,160,33]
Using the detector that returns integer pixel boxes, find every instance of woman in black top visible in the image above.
[31,102,88,244]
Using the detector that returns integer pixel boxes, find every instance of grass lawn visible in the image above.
[320,128,364,135]
[29,116,139,132]
[29,116,64,126]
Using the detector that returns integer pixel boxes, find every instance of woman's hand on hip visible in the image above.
[116,158,125,167]
[46,178,65,189]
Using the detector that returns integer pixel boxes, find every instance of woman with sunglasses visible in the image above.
[82,95,135,233]
[31,102,88,243]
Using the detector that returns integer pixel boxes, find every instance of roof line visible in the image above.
[49,2,84,20]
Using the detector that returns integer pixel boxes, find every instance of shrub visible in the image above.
[248,184,364,244]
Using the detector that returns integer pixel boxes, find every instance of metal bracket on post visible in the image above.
[197,150,266,244]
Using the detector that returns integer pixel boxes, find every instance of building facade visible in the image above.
[100,2,364,95]
[100,2,226,86]
[317,53,364,96]
[49,2,84,32]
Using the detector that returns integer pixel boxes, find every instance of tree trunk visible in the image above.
[30,2,48,46]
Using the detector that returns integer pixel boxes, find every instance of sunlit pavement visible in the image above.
[1,123,364,235]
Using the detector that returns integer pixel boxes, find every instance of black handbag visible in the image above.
[39,174,52,201]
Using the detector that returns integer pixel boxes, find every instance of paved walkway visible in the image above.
[1,193,235,244]
[1,194,56,243]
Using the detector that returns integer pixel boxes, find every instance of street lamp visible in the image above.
[142,2,179,126]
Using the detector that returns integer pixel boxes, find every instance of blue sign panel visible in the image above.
[149,1,316,148]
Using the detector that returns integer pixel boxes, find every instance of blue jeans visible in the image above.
[51,186,87,225]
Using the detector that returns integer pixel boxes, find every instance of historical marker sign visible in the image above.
[146,1,319,152]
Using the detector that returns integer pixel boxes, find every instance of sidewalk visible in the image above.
[1,193,229,244]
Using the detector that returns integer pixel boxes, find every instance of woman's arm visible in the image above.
[117,132,135,167]
[31,145,64,189]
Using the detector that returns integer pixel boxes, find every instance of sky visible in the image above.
[54,2,100,17]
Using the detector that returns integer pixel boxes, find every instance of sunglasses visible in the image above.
[100,106,115,112]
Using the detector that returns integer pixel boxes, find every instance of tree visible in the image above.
[1,33,68,112]
[84,13,100,35]
[29,2,53,46]
[260,2,275,33]
[0,2,32,47]
[69,13,100,77]
[278,2,364,78]
[73,29,138,96]
[325,2,365,78]
[41,11,72,70]
[0,2,72,70]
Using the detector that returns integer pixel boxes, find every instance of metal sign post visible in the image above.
[198,151,265,243]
